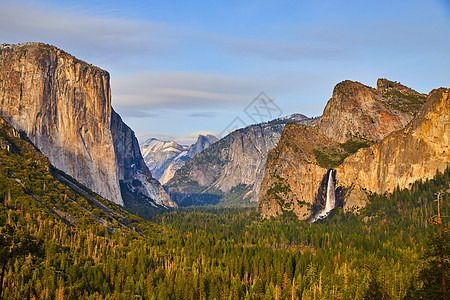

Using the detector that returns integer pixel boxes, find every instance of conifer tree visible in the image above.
[0,224,42,299]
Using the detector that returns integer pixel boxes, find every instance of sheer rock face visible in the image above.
[336,88,449,196]
[315,79,426,143]
[0,43,172,207]
[257,124,335,219]
[187,134,218,158]
[257,81,448,220]
[167,114,314,205]
[111,111,175,207]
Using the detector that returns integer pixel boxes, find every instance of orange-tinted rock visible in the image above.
[257,124,338,219]
[257,79,445,220]
[315,79,426,143]
[336,88,449,196]
[0,43,174,207]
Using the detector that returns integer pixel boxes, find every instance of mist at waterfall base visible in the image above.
[311,169,336,223]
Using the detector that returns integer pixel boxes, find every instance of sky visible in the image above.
[0,0,449,144]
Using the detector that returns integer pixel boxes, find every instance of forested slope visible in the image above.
[0,116,448,299]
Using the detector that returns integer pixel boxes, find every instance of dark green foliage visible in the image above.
[410,233,449,299]
[312,147,346,168]
[119,181,166,217]
[0,224,42,300]
[266,176,290,197]
[219,183,254,207]
[266,176,292,207]
[168,184,254,208]
[340,138,373,154]
[363,275,389,300]
[313,137,374,168]
[405,186,449,299]
[1,117,449,299]
[169,191,223,207]
[382,89,426,114]
[266,176,302,211]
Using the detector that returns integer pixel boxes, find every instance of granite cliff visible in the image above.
[315,79,426,143]
[258,79,445,220]
[336,87,449,207]
[187,134,218,158]
[0,43,173,207]
[166,114,316,206]
[111,111,175,207]
[257,124,340,219]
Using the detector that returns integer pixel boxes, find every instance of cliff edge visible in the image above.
[0,43,173,207]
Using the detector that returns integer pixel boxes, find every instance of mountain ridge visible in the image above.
[140,134,218,185]
[166,113,315,206]
[315,78,426,143]
[258,79,447,219]
[336,87,449,207]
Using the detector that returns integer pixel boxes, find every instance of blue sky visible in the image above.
[1,0,449,144]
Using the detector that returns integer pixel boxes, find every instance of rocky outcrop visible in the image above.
[315,79,426,143]
[111,111,175,207]
[0,117,21,152]
[336,88,449,197]
[258,80,448,220]
[0,43,172,207]
[257,124,338,219]
[166,114,314,205]
[187,134,218,158]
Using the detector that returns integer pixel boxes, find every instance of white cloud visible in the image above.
[0,2,173,63]
[111,71,268,110]
[136,130,219,145]
[111,69,334,112]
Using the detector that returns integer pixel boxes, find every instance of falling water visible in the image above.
[324,169,335,213]
[311,169,336,222]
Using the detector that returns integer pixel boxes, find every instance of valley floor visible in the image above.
[1,168,449,299]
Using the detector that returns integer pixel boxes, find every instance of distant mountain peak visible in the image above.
[166,113,314,206]
[140,134,218,185]
[188,134,218,158]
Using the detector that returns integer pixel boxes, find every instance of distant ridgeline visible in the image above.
[140,134,218,185]
[0,42,447,224]
[161,78,448,220]
[165,114,316,207]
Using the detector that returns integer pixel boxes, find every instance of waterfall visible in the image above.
[324,169,335,213]
[311,169,336,222]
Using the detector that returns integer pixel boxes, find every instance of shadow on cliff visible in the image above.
[167,192,222,207]
[310,169,344,219]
